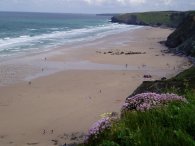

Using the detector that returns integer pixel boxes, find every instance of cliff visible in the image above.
[166,11,195,57]
[82,66,195,146]
[111,11,195,57]
[130,66,195,96]
[81,12,195,146]
[111,11,186,28]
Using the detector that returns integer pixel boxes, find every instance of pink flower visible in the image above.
[85,117,112,143]
[122,93,186,112]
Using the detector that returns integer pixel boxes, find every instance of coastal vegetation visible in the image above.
[111,11,186,28]
[111,11,195,57]
[82,66,195,146]
[80,12,195,146]
[131,66,195,96]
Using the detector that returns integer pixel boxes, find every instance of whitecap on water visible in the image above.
[0,23,142,58]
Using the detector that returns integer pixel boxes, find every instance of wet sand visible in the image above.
[0,27,191,146]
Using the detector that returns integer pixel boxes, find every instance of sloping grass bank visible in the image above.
[82,67,195,146]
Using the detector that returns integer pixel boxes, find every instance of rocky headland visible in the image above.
[166,11,195,58]
[111,11,195,59]
[82,11,195,146]
[111,11,186,28]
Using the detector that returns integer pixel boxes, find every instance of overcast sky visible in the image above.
[0,0,194,14]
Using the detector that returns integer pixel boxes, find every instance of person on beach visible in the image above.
[51,130,54,134]
[43,129,46,135]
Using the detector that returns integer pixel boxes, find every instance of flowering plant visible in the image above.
[85,116,112,143]
[122,93,187,112]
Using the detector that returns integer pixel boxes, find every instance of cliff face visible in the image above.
[166,12,195,57]
[111,11,195,57]
[129,66,195,97]
[111,11,186,28]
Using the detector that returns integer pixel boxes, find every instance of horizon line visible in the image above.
[0,10,192,15]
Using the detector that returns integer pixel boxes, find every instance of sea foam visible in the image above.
[0,12,142,58]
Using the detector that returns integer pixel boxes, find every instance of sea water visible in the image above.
[0,12,139,58]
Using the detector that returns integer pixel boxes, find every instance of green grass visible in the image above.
[81,67,195,146]
[83,91,195,146]
[173,67,195,89]
[117,12,173,24]
[136,12,172,25]
[114,11,185,27]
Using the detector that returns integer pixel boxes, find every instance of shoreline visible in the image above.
[0,26,191,146]
[0,26,185,87]
[0,26,142,86]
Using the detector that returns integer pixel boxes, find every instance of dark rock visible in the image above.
[166,11,195,57]
[70,133,78,141]
[159,41,166,45]
[129,80,185,97]
[128,67,195,97]
[51,140,58,145]
[143,75,152,78]
[161,77,167,81]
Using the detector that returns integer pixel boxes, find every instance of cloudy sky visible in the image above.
[0,0,194,13]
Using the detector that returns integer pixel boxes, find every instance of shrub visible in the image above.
[122,93,187,112]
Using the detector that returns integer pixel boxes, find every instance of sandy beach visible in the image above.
[0,27,191,146]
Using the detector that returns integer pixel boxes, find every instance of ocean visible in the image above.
[0,12,138,58]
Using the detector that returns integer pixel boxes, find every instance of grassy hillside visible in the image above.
[131,66,195,96]
[111,11,186,28]
[174,66,195,88]
[78,12,195,146]
[81,67,195,146]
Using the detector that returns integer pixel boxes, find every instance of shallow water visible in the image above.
[0,12,140,59]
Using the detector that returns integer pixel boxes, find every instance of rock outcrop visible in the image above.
[128,66,195,97]
[166,11,195,57]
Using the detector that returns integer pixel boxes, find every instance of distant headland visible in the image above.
[110,11,195,58]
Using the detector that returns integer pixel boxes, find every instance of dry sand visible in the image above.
[0,27,191,146]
